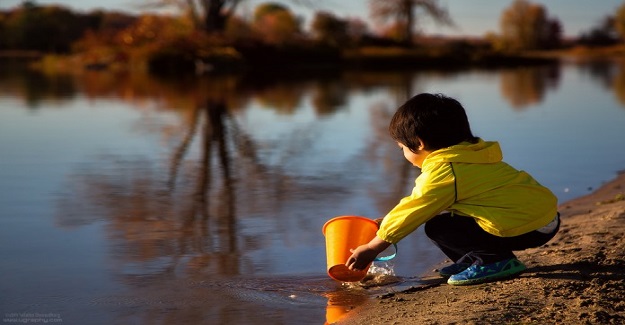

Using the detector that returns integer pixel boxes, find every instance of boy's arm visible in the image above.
[345,236,392,271]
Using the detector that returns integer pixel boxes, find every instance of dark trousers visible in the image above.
[424,212,560,264]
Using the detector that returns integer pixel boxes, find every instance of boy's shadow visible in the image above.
[523,259,625,281]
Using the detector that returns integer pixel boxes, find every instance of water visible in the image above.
[1,59,625,324]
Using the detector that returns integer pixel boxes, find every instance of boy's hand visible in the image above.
[346,245,378,271]
[345,236,392,271]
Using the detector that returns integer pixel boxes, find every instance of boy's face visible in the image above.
[398,142,429,168]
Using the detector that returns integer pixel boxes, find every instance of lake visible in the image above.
[1,58,625,324]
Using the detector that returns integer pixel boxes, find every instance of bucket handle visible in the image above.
[373,243,398,262]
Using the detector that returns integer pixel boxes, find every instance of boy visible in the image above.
[346,93,560,285]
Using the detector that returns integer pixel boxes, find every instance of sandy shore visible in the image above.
[339,171,625,325]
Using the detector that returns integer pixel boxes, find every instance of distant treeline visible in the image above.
[0,3,119,53]
[0,2,416,53]
[1,1,623,75]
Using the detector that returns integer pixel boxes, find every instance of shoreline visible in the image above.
[339,170,625,324]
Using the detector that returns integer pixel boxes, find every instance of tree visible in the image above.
[369,0,453,45]
[379,21,407,42]
[345,18,369,43]
[578,16,619,46]
[1,3,90,52]
[498,0,561,51]
[544,18,562,49]
[252,3,301,45]
[310,11,348,46]
[150,0,242,33]
[224,15,253,42]
[615,3,625,42]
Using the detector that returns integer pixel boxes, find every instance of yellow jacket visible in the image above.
[377,139,558,244]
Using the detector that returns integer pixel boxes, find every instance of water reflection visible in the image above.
[9,60,625,111]
[499,65,560,109]
[57,97,280,279]
[42,66,415,323]
[324,290,369,324]
[615,61,625,106]
[0,61,76,107]
[572,58,625,107]
[576,59,617,89]
[3,59,625,324]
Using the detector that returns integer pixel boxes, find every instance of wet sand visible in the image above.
[338,171,625,324]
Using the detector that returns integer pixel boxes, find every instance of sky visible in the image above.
[1,0,623,38]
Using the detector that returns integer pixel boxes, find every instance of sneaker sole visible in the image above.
[439,271,463,279]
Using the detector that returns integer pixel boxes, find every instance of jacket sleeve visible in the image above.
[377,163,456,243]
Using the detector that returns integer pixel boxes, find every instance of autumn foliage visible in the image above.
[1,0,624,75]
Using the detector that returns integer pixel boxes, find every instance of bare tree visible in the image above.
[369,0,453,45]
[148,0,242,33]
[147,0,317,34]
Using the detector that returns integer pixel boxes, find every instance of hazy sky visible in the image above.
[1,0,623,37]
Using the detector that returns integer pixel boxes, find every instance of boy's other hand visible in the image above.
[374,217,384,228]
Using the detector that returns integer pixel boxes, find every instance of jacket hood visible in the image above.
[423,139,503,165]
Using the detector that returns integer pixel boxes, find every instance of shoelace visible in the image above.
[454,251,482,266]
[454,251,502,266]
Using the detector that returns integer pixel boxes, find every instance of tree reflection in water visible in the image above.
[53,76,284,282]
[577,58,625,107]
[499,65,561,109]
[169,97,238,277]
[615,61,625,106]
[50,70,421,285]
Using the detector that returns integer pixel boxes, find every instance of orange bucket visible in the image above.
[322,216,379,282]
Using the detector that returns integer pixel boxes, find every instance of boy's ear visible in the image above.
[417,137,425,150]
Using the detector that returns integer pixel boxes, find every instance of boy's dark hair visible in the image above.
[389,93,478,151]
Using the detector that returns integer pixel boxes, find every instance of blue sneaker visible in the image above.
[438,263,471,278]
[447,258,526,286]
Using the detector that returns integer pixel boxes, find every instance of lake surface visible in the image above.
[1,58,625,324]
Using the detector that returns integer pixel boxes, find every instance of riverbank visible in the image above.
[3,43,560,76]
[339,170,625,325]
[8,43,625,76]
